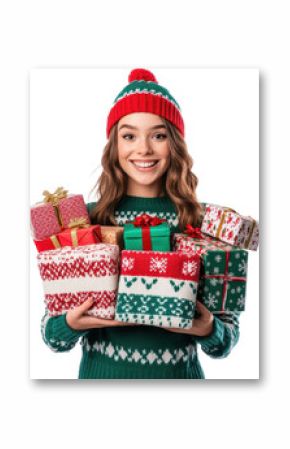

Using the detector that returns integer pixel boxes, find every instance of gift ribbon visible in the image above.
[35,235,60,251]
[203,250,246,312]
[42,187,68,227]
[133,214,166,250]
[183,225,218,248]
[68,216,90,247]
[43,186,68,206]
[184,225,203,239]
[215,207,236,239]
[50,235,61,248]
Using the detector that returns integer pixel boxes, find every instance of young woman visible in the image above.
[41,68,240,379]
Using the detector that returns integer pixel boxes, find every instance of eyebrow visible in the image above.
[118,124,166,131]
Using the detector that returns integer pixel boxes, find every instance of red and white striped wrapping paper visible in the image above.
[37,244,119,318]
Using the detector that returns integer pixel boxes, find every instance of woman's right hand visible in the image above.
[66,297,135,331]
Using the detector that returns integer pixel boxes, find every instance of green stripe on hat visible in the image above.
[114,80,181,111]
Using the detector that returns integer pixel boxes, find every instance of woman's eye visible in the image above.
[122,134,135,140]
[154,133,167,140]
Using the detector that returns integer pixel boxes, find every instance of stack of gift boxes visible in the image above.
[31,188,259,329]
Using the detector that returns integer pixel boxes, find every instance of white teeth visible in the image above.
[132,161,157,168]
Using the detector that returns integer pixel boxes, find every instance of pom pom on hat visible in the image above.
[128,68,158,83]
[106,68,185,138]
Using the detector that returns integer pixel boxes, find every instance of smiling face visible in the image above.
[117,113,171,197]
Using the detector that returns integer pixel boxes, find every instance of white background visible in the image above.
[30,68,259,380]
[1,0,288,448]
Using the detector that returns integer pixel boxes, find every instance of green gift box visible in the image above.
[124,214,171,251]
[173,231,248,312]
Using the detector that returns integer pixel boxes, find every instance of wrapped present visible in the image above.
[30,187,90,240]
[37,244,119,318]
[100,225,124,249]
[201,204,259,251]
[34,235,61,252]
[124,214,170,251]
[33,221,102,252]
[30,202,61,241]
[235,217,259,251]
[115,250,200,328]
[173,229,248,312]
[57,219,102,247]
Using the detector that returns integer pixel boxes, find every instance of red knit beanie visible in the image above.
[106,68,185,138]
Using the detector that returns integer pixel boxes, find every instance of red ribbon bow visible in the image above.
[132,214,166,250]
[133,214,165,228]
[184,225,203,239]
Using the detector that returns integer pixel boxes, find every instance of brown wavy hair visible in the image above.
[90,118,203,231]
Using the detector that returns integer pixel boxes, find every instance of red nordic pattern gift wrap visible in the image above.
[37,244,119,318]
[30,193,90,240]
[115,250,201,328]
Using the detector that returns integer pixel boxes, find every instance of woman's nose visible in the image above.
[136,137,153,155]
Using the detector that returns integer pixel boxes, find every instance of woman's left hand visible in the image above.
[164,301,214,337]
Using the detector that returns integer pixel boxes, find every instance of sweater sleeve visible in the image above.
[194,312,240,359]
[41,311,88,353]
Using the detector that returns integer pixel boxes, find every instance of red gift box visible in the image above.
[57,224,102,247]
[34,235,61,252]
[34,220,102,252]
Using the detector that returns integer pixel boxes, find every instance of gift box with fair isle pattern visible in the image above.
[115,250,200,329]
[37,244,119,318]
[173,232,248,312]
[201,204,259,251]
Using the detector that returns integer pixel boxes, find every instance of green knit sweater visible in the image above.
[41,195,240,379]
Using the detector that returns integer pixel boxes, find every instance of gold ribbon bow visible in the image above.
[42,187,68,206]
[68,217,90,229]
[68,216,90,247]
[42,187,68,227]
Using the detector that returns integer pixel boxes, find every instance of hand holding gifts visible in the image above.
[173,229,248,313]
[201,204,259,251]
[37,244,119,318]
[124,213,170,251]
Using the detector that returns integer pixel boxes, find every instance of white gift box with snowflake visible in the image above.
[173,234,248,312]
[115,250,200,328]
